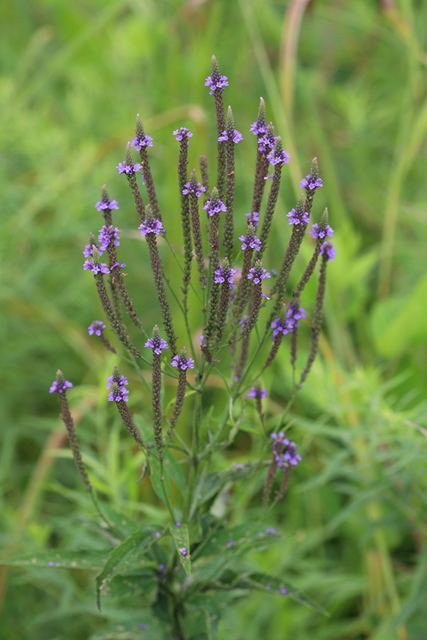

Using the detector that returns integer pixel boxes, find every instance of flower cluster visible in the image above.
[171,352,195,370]
[182,181,206,197]
[214,265,238,289]
[300,174,323,190]
[247,265,271,284]
[98,225,120,251]
[203,192,226,217]
[287,207,309,225]
[320,241,336,262]
[258,124,276,155]
[88,321,106,336]
[205,73,229,95]
[83,241,101,258]
[131,131,153,150]
[270,432,302,469]
[218,129,243,144]
[106,371,129,402]
[117,160,142,175]
[145,335,169,355]
[173,127,193,142]
[244,211,259,227]
[83,259,109,275]
[309,223,334,240]
[239,229,261,251]
[247,387,267,399]
[49,378,73,394]
[267,147,290,166]
[95,194,119,212]
[139,218,165,236]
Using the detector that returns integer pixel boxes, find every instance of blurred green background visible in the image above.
[1,0,427,638]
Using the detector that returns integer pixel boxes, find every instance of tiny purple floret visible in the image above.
[300,175,323,190]
[309,223,334,240]
[88,320,106,337]
[83,259,110,275]
[244,211,260,227]
[247,266,271,284]
[239,233,261,252]
[267,148,290,166]
[247,387,267,399]
[182,181,206,197]
[179,547,188,557]
[218,129,243,144]
[173,127,193,142]
[139,218,165,236]
[203,197,227,217]
[171,354,195,370]
[49,378,73,394]
[116,161,142,175]
[145,336,169,355]
[320,241,336,262]
[287,208,309,226]
[205,74,229,95]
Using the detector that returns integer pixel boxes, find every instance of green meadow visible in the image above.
[1,1,426,638]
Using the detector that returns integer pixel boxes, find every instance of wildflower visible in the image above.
[271,432,302,468]
[204,69,229,95]
[235,464,245,470]
[247,265,271,285]
[226,540,234,548]
[131,124,153,150]
[239,230,261,252]
[173,127,193,142]
[171,352,195,370]
[300,174,323,190]
[87,321,106,337]
[218,128,243,143]
[244,211,260,227]
[320,241,336,262]
[95,189,119,212]
[179,547,188,557]
[247,387,267,399]
[145,334,169,355]
[106,370,129,402]
[49,376,73,394]
[214,265,238,289]
[83,259,110,275]
[258,123,276,155]
[139,218,165,236]
[266,528,277,534]
[98,225,120,251]
[267,147,290,166]
[182,181,206,197]
[175,521,181,527]
[250,97,267,136]
[270,318,292,340]
[287,207,309,225]
[309,223,334,240]
[277,588,288,595]
[83,233,102,258]
[203,190,227,217]
[116,160,142,175]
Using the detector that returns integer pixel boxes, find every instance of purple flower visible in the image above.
[98,225,120,251]
[239,232,261,252]
[173,127,193,142]
[155,532,161,539]
[130,133,153,151]
[88,321,106,336]
[116,161,142,175]
[271,318,292,340]
[244,211,260,227]
[266,528,277,535]
[139,218,165,236]
[199,335,205,346]
[300,174,323,190]
[239,315,249,333]
[271,432,302,468]
[203,195,227,217]
[179,547,188,557]
[250,120,268,136]
[83,242,102,258]
[226,540,234,548]
[205,74,229,95]
[214,265,238,289]
[49,378,73,394]
[267,147,290,165]
[145,336,169,355]
[111,260,126,270]
[286,302,306,326]
[175,521,181,527]
[139,625,149,631]
[258,124,276,155]
[277,588,288,595]
[83,259,110,275]
[266,585,272,591]
[235,464,245,470]
[309,223,334,240]
[218,129,243,144]
[247,387,267,399]
[106,372,129,403]
[95,196,119,212]
[247,266,271,284]
[320,241,336,262]
[287,208,309,225]
[182,181,206,197]
[171,353,195,370]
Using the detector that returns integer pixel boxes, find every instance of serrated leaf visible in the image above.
[170,523,191,575]
[0,549,109,570]
[242,571,328,615]
[96,528,158,611]
[195,523,282,559]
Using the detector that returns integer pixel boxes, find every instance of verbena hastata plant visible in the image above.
[49,57,335,639]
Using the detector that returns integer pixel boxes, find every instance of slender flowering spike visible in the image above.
[300,247,330,385]
[88,320,106,337]
[83,233,101,258]
[134,115,161,222]
[258,122,276,156]
[204,55,229,94]
[207,56,227,199]
[267,144,290,166]
[232,225,258,328]
[310,223,334,240]
[301,157,323,218]
[216,258,238,343]
[244,261,270,338]
[247,263,271,285]
[50,370,91,491]
[107,366,144,447]
[176,126,193,308]
[203,187,226,217]
[144,207,177,355]
[169,347,193,438]
[117,143,142,175]
[286,302,306,331]
[250,97,267,136]
[247,386,267,399]
[257,136,288,260]
[186,169,206,288]
[320,241,336,262]
[287,195,309,226]
[173,127,193,143]
[147,325,166,458]
[131,115,153,150]
[244,211,260,227]
[83,245,110,275]
[199,154,210,203]
[271,432,302,469]
[263,454,278,508]
[223,105,237,261]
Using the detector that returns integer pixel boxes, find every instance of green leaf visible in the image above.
[241,572,328,615]
[88,618,166,640]
[0,549,109,570]
[170,523,191,575]
[95,502,139,539]
[148,455,172,506]
[162,450,186,495]
[96,528,158,611]
[195,523,282,559]
[103,571,157,599]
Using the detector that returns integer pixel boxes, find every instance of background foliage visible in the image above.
[1,0,427,638]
